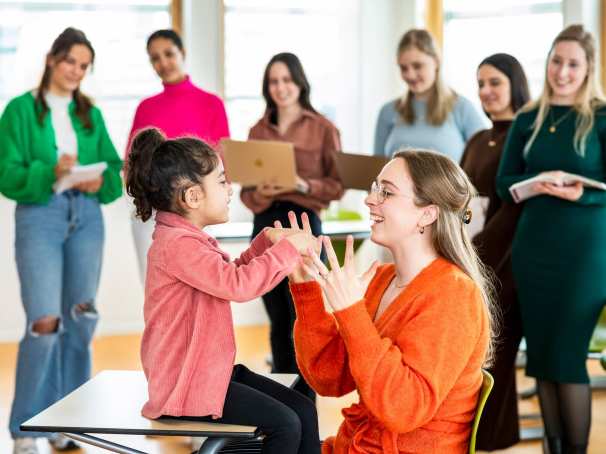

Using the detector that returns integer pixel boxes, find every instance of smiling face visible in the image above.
[48,44,92,96]
[267,61,302,110]
[148,37,186,84]
[547,40,588,104]
[397,47,438,98]
[200,163,233,225]
[477,64,514,120]
[365,158,434,248]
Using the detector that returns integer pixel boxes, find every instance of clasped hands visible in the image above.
[532,170,583,201]
[266,211,378,312]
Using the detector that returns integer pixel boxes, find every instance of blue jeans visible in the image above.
[9,191,104,438]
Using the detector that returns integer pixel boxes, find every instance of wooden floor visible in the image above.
[1,326,605,453]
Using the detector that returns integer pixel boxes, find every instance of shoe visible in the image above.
[48,433,80,451]
[13,438,38,454]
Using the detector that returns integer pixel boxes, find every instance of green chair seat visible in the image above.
[468,369,494,454]
[589,307,606,352]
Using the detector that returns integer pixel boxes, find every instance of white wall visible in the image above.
[0,1,419,341]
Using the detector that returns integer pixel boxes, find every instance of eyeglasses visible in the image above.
[369,181,413,205]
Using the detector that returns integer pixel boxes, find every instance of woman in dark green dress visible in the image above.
[497,25,606,454]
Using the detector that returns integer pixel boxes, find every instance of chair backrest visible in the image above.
[589,306,606,352]
[468,369,494,454]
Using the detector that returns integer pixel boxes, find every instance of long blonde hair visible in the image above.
[396,29,457,126]
[523,24,606,156]
[394,149,498,365]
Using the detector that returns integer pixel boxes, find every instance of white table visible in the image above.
[21,370,298,454]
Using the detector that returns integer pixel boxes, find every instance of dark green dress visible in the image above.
[497,105,606,383]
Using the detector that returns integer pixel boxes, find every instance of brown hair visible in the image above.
[36,27,95,129]
[393,149,498,366]
[522,24,606,156]
[126,128,219,222]
[396,29,457,126]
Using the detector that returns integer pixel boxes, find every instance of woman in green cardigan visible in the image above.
[0,28,121,454]
[497,25,605,454]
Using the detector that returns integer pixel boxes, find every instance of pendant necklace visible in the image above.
[548,108,573,133]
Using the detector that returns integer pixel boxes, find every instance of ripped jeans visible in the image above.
[9,191,104,438]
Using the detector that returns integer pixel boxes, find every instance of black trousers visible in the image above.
[476,260,523,450]
[253,201,322,402]
[174,365,320,454]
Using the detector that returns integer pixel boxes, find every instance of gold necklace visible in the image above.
[548,108,573,133]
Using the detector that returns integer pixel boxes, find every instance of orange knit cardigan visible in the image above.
[290,258,489,454]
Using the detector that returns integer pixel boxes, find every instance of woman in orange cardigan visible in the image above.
[286,149,495,454]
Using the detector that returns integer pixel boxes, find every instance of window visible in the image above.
[442,0,563,104]
[0,0,172,153]
[223,0,361,151]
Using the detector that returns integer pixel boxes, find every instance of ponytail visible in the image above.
[126,128,166,221]
[126,128,220,222]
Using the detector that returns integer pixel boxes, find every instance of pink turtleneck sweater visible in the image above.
[125,75,230,159]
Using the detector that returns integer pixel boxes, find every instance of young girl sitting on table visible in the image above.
[125,127,321,454]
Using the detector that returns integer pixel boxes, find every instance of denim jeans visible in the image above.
[9,191,104,438]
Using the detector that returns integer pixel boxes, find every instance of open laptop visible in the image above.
[334,152,389,191]
[221,139,297,189]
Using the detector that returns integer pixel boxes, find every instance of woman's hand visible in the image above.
[274,211,322,283]
[74,175,104,193]
[256,183,289,197]
[303,235,379,312]
[54,154,76,179]
[532,181,583,201]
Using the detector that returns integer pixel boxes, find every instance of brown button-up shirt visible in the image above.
[240,110,344,214]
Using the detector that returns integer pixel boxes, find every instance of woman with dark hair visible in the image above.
[460,53,530,450]
[0,27,122,454]
[240,52,344,401]
[374,29,487,161]
[125,29,230,283]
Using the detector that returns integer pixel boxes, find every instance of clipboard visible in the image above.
[221,139,297,189]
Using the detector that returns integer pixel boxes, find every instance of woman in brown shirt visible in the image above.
[241,52,343,401]
[460,53,530,450]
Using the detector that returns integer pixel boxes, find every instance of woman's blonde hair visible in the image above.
[523,24,606,156]
[393,149,498,366]
[396,29,457,126]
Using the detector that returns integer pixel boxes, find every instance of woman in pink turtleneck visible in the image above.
[126,29,230,283]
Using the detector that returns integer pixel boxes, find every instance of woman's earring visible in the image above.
[419,225,425,234]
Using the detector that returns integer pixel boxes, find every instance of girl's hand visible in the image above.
[532,181,583,201]
[275,211,322,283]
[54,154,76,179]
[302,235,379,311]
[74,175,104,193]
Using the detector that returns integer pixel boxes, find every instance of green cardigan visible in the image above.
[0,91,122,204]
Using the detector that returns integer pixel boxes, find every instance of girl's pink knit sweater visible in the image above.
[140,211,299,418]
